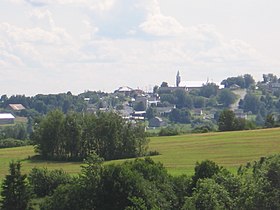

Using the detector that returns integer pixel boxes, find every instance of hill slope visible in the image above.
[1,128,280,180]
[149,128,280,175]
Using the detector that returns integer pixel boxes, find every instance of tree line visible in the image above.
[1,154,280,210]
[31,110,148,161]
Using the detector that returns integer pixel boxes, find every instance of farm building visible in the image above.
[8,104,26,111]
[0,113,15,125]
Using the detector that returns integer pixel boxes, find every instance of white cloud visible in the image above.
[0,0,276,95]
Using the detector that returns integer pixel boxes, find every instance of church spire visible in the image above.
[176,71,181,87]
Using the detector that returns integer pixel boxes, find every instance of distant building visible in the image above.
[159,71,223,93]
[0,113,15,125]
[114,86,134,96]
[149,117,166,127]
[8,104,26,111]
[234,109,247,119]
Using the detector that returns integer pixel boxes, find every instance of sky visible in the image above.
[1,0,280,96]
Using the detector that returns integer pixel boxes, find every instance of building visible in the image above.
[114,86,134,96]
[149,117,166,127]
[8,104,26,111]
[0,113,15,125]
[176,71,224,90]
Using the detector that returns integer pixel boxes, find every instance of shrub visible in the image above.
[158,126,179,136]
[0,138,31,148]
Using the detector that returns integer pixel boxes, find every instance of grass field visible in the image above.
[1,128,280,181]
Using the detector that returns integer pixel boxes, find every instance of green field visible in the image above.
[1,128,280,181]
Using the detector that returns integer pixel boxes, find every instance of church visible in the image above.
[175,71,223,90]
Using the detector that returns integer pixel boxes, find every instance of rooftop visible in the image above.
[0,113,15,119]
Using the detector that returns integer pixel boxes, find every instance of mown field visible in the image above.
[1,128,280,181]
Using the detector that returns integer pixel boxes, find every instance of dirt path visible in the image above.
[230,89,247,110]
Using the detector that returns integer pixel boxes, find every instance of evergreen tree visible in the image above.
[1,161,30,210]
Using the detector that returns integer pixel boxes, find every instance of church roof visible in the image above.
[179,81,206,88]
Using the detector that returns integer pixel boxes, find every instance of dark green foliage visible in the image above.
[218,109,236,131]
[0,138,31,148]
[158,126,179,136]
[40,157,177,210]
[32,110,149,161]
[28,168,72,197]
[221,75,253,89]
[192,160,221,186]
[185,178,233,210]
[0,93,87,115]
[199,83,219,98]
[0,161,30,210]
[218,89,237,107]
[265,114,276,128]
[169,108,191,124]
[237,155,280,209]
[0,124,28,140]
[33,154,280,210]
[218,109,254,131]
[160,82,168,87]
[134,101,146,111]
[146,107,156,120]
[242,93,261,114]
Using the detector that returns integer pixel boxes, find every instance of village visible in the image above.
[1,73,280,134]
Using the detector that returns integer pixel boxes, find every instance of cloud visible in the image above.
[0,0,275,95]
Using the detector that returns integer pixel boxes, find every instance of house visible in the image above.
[234,109,247,119]
[194,109,203,116]
[114,86,134,96]
[0,113,15,125]
[149,117,166,127]
[8,104,26,111]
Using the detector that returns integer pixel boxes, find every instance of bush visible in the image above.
[0,138,31,148]
[28,168,72,197]
[158,126,179,136]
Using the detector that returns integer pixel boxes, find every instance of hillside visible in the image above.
[1,128,280,180]
[149,128,280,175]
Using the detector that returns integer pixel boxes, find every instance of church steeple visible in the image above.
[176,71,181,87]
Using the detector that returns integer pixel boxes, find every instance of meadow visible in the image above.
[1,128,280,181]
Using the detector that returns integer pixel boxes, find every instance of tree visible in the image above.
[244,74,255,88]
[242,93,261,114]
[218,89,236,107]
[146,107,156,120]
[218,109,237,131]
[1,161,30,210]
[169,108,191,124]
[265,114,275,128]
[199,83,219,98]
[160,82,168,88]
[185,179,233,210]
[192,160,221,186]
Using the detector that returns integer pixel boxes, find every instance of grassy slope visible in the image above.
[1,128,280,181]
[149,128,280,175]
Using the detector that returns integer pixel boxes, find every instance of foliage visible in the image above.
[217,89,237,107]
[28,168,72,197]
[158,126,179,136]
[32,110,149,161]
[0,93,87,115]
[218,109,237,131]
[199,83,219,98]
[221,74,255,89]
[0,161,30,210]
[169,108,191,124]
[146,107,157,120]
[40,157,177,210]
[0,138,31,148]
[242,93,262,114]
[0,123,28,140]
[192,160,221,186]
